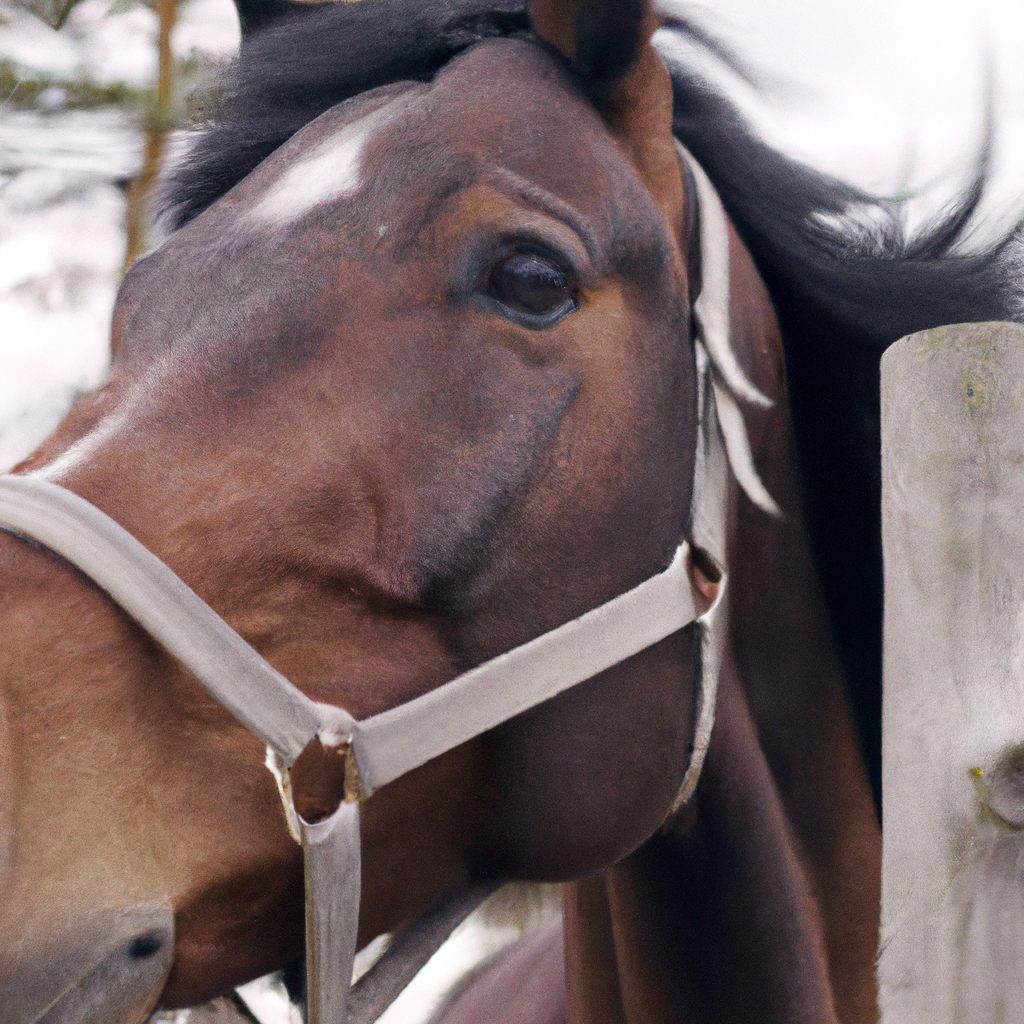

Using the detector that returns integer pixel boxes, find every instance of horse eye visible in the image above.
[487,253,575,321]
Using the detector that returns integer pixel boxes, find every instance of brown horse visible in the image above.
[2,0,1020,1020]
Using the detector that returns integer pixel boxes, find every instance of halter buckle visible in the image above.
[265,737,367,844]
[342,741,368,804]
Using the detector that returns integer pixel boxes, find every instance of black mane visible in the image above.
[161,0,1024,807]
[160,0,530,228]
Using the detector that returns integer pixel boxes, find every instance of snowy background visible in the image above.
[1,0,1022,1019]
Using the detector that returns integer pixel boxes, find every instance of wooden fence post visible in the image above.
[123,0,177,271]
[879,320,1024,1023]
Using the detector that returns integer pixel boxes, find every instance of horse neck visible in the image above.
[562,234,880,1024]
[562,665,840,1024]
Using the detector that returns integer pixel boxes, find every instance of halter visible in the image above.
[0,144,775,1024]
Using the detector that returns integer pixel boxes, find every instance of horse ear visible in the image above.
[530,0,655,97]
[528,0,684,239]
[233,0,306,36]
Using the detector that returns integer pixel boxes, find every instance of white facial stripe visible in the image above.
[29,355,178,482]
[29,411,128,482]
[249,104,394,228]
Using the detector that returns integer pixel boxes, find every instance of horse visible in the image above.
[1,0,1021,1020]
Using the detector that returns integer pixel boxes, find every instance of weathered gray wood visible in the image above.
[880,321,1024,1024]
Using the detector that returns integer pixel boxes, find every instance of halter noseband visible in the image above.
[0,144,774,1024]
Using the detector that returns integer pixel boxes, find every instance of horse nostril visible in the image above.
[126,931,165,959]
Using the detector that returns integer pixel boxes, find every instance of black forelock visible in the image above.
[159,0,531,229]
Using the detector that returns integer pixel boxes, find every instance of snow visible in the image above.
[71,0,161,88]
[657,0,1024,239]
[216,913,536,1024]
[171,0,240,61]
[0,151,128,468]
[0,3,81,78]
[0,0,239,470]
[0,0,239,84]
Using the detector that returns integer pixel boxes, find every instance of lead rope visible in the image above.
[0,145,778,1024]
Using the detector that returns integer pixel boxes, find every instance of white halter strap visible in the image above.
[0,144,776,1024]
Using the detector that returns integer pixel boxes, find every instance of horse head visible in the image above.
[0,0,789,1019]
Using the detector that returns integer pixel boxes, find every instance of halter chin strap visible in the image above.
[0,144,775,1024]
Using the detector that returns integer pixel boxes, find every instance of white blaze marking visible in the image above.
[28,354,180,482]
[29,410,128,482]
[250,104,394,228]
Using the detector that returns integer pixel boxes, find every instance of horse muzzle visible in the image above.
[0,904,174,1024]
